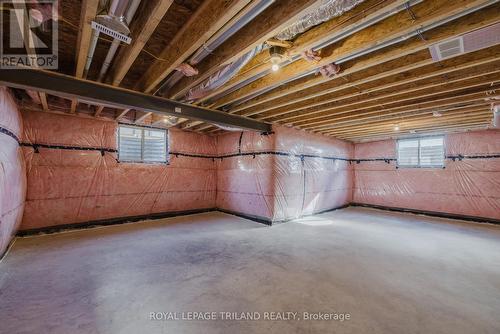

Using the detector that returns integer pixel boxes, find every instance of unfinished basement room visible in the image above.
[0,0,499,333]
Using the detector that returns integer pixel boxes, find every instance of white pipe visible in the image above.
[98,0,141,82]
[83,0,131,79]
[494,105,500,128]
[156,0,275,94]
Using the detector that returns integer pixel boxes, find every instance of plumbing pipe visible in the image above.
[83,0,130,78]
[221,0,497,110]
[98,0,141,82]
[494,104,500,128]
[205,0,423,106]
[155,0,275,95]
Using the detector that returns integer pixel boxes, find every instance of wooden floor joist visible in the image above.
[323,109,492,135]
[304,91,495,131]
[195,0,410,105]
[108,0,174,87]
[196,6,500,133]
[74,0,100,79]
[259,49,500,120]
[281,69,500,126]
[164,0,324,100]
[337,119,492,141]
[209,0,500,109]
[318,104,492,134]
[136,0,252,94]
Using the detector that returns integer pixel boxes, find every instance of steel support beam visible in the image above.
[0,68,271,132]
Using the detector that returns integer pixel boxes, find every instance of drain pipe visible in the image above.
[98,0,141,82]
[83,0,130,78]
[156,0,275,94]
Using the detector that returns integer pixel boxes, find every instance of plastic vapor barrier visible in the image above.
[216,130,276,221]
[354,130,500,220]
[273,126,353,221]
[0,87,26,255]
[216,126,353,222]
[21,111,217,231]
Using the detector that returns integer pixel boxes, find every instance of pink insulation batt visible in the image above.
[0,87,26,255]
[354,130,500,220]
[216,126,354,222]
[0,94,496,234]
[20,111,216,230]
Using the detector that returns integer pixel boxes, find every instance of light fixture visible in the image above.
[269,45,285,73]
[433,111,442,117]
[394,124,400,131]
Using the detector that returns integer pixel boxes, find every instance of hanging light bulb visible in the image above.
[394,124,400,131]
[269,46,284,72]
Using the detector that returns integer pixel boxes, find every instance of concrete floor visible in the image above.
[1,208,500,334]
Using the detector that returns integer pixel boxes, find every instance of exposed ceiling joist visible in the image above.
[74,0,100,78]
[136,0,253,94]
[195,0,410,105]
[261,49,500,121]
[108,0,175,86]
[164,0,324,99]
[210,0,499,109]
[279,67,500,125]
[0,69,271,132]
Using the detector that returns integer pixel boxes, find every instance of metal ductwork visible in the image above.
[156,0,275,96]
[275,0,366,41]
[84,0,139,79]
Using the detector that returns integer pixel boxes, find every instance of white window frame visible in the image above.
[397,136,445,169]
[117,124,168,164]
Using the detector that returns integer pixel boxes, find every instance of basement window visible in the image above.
[118,125,168,163]
[397,136,444,168]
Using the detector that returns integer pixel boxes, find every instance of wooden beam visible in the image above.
[249,46,500,119]
[199,56,499,133]
[277,66,500,125]
[333,115,491,139]
[39,93,49,112]
[165,0,323,99]
[318,104,491,134]
[135,112,152,124]
[116,109,131,120]
[304,91,494,131]
[322,108,491,135]
[136,0,252,93]
[75,0,100,78]
[291,76,500,128]
[70,98,78,114]
[216,0,500,110]
[94,105,104,117]
[108,0,174,86]
[198,0,408,105]
[338,123,491,141]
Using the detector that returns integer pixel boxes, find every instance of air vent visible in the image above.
[429,23,500,62]
[430,37,464,61]
[91,21,131,44]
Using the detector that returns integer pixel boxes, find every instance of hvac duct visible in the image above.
[98,0,141,81]
[275,0,365,41]
[83,0,132,78]
[156,0,275,95]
